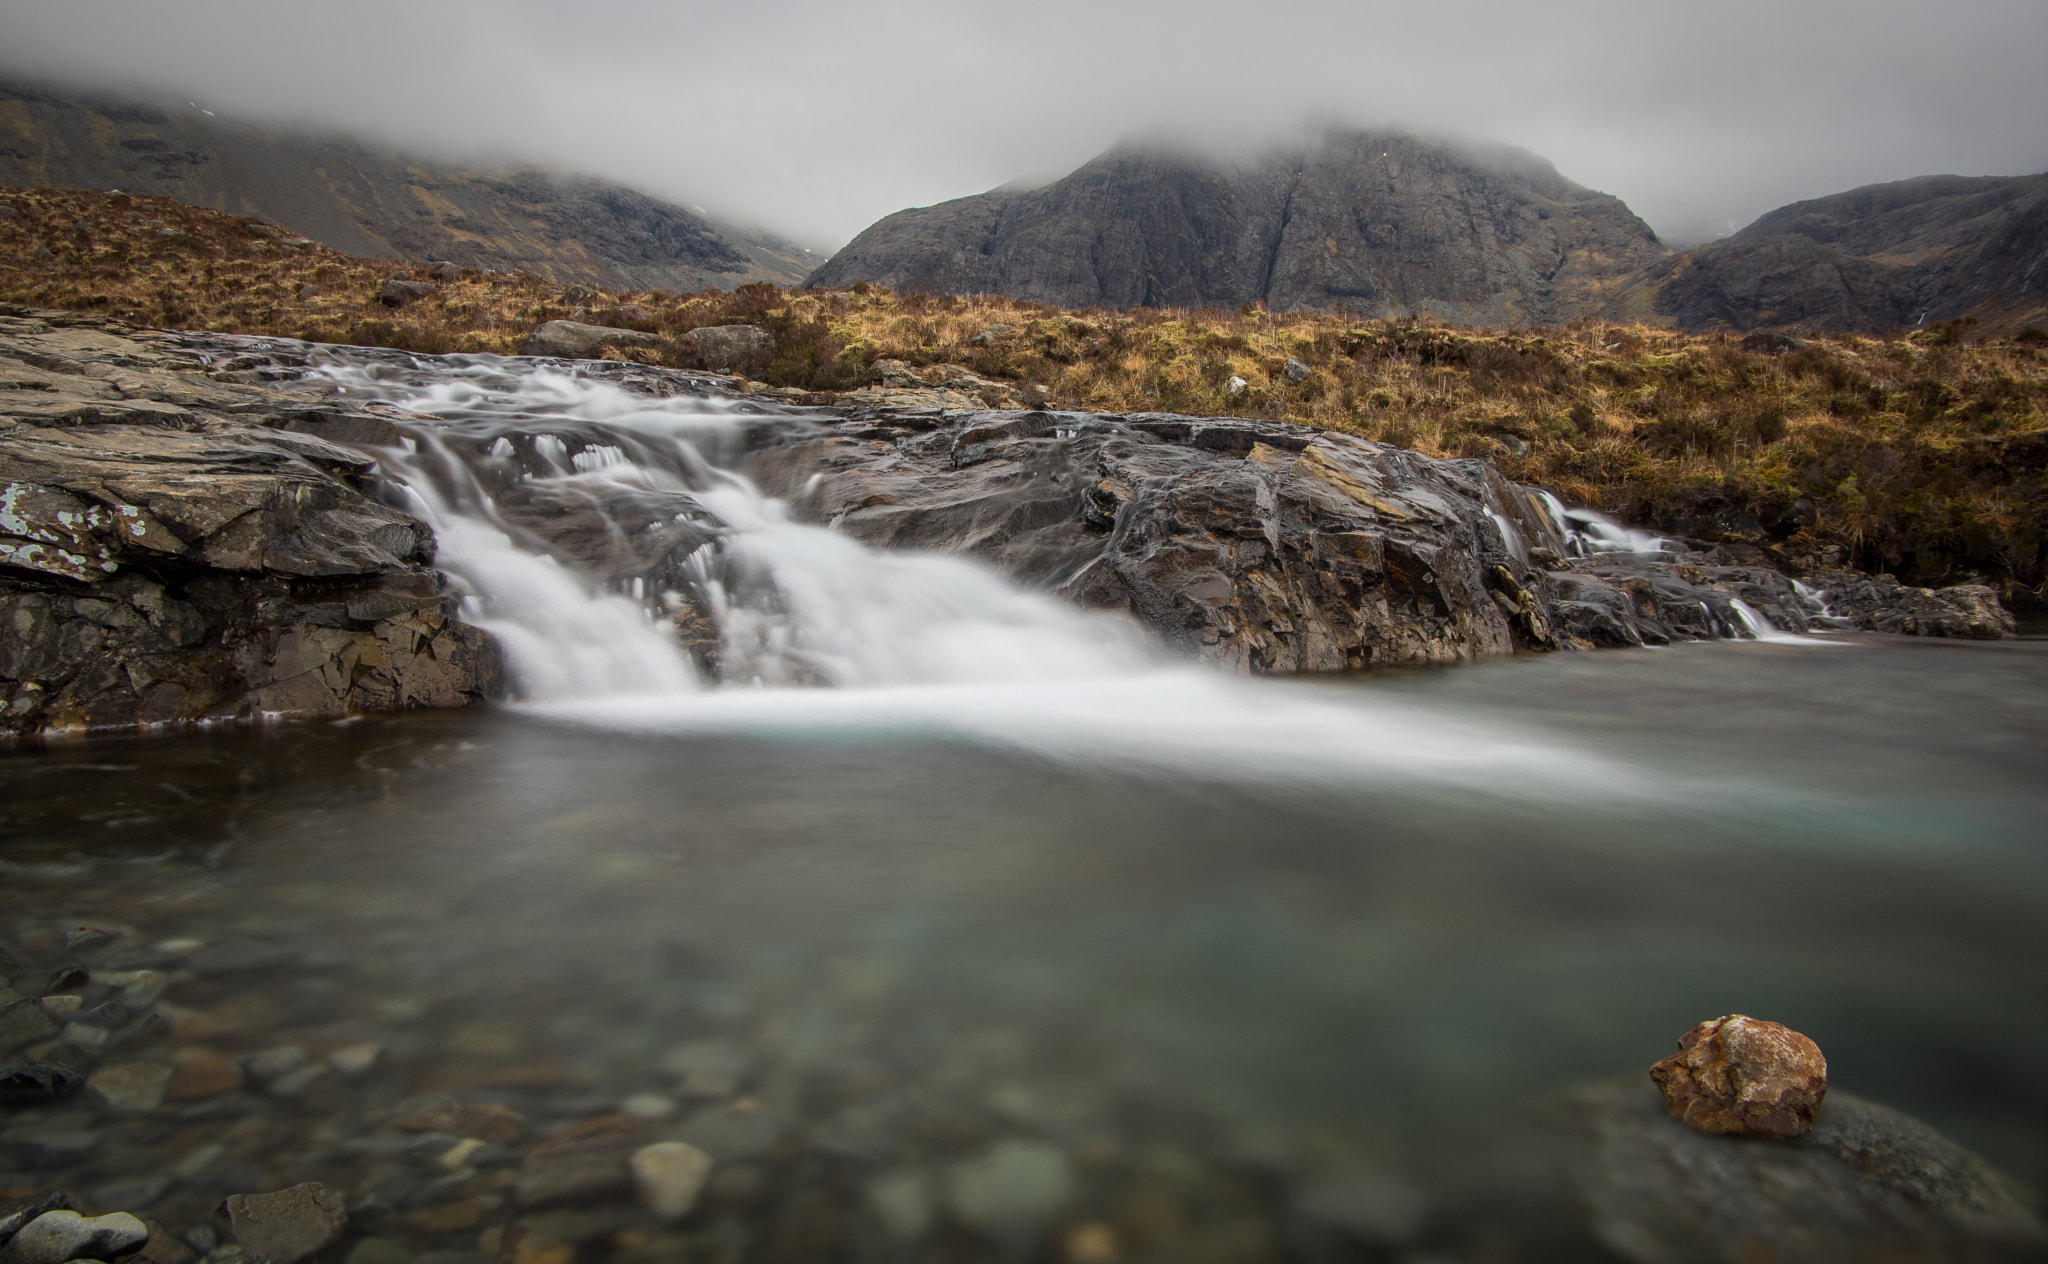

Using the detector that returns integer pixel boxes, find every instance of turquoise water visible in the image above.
[2,634,2044,1256]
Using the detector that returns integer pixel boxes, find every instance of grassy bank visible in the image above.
[5,186,2046,599]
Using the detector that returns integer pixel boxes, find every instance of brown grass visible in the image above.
[5,186,2047,599]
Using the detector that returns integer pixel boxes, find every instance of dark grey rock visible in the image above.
[1811,570,2016,638]
[0,999,58,1054]
[428,263,462,282]
[375,278,437,307]
[0,1193,78,1248]
[0,1064,82,1105]
[521,321,663,360]
[1561,1080,2046,1264]
[682,325,771,372]
[1283,356,1312,383]
[43,967,87,994]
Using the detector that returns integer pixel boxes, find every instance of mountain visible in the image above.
[804,129,1672,324]
[0,78,812,291]
[1604,173,2048,334]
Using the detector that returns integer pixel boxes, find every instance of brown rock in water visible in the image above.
[222,1182,347,1264]
[391,1099,526,1143]
[1650,1014,1827,1138]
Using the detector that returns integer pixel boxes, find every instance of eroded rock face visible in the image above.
[0,314,501,737]
[750,407,1838,670]
[1812,570,2017,638]
[1650,1015,1828,1139]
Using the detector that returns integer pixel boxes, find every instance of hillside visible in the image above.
[805,130,1671,325]
[0,77,812,292]
[5,187,2044,603]
[1606,172,2048,335]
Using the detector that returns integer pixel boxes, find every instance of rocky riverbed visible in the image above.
[0,310,2017,739]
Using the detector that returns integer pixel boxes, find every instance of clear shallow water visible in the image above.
[3,634,2045,1258]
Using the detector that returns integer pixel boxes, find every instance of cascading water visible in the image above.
[296,347,1822,789]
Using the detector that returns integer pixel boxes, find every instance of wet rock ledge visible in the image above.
[0,314,500,737]
[1,313,2019,738]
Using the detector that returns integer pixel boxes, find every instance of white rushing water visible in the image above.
[305,352,1802,795]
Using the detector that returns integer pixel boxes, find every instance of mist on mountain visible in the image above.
[3,0,2045,252]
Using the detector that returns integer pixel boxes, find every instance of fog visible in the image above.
[3,0,2045,251]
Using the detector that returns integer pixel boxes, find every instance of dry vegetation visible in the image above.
[6,186,2047,600]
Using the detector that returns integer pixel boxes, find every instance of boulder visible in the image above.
[1558,1080,2046,1263]
[683,324,772,371]
[376,277,437,306]
[1811,569,2016,638]
[1283,356,1312,383]
[0,326,502,737]
[429,262,463,282]
[522,320,664,360]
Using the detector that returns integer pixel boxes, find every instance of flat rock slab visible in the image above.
[223,1182,347,1264]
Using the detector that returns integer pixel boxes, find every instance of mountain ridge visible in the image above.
[804,129,1671,326]
[0,77,812,292]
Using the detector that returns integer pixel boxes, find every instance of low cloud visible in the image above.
[4,0,2044,251]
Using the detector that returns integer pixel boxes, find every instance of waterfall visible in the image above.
[292,347,1817,793]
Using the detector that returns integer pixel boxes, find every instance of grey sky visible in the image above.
[4,0,2045,252]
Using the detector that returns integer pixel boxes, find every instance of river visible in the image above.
[1,349,2043,1260]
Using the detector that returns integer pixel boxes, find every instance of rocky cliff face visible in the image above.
[0,313,499,736]
[805,131,1670,324]
[1606,173,2048,334]
[0,78,812,292]
[748,406,1899,671]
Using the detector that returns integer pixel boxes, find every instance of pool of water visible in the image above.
[3,634,2044,1260]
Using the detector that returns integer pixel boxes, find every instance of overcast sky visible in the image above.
[4,0,2045,251]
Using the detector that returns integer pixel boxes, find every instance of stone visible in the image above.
[84,1063,172,1112]
[521,321,663,360]
[240,1046,306,1081]
[38,998,82,1022]
[659,1040,747,1098]
[0,1062,84,1104]
[0,1194,79,1248]
[326,1043,382,1075]
[220,1183,347,1264]
[628,1142,712,1220]
[682,325,772,371]
[969,324,1015,345]
[1810,570,2016,639]
[296,283,320,301]
[0,1210,148,1264]
[557,285,599,305]
[44,966,88,993]
[429,263,463,282]
[1650,1014,1827,1138]
[619,1092,675,1119]
[945,1141,1073,1237]
[1282,356,1311,383]
[0,998,59,1053]
[1225,375,1248,395]
[164,1058,241,1100]
[1562,1080,2046,1262]
[390,1101,525,1143]
[377,277,437,306]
